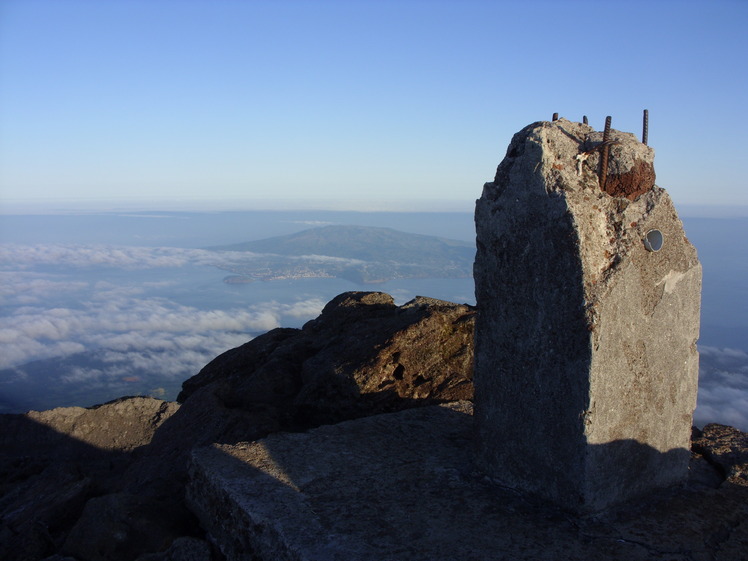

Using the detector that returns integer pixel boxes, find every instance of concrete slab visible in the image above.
[186,403,743,561]
[474,120,701,511]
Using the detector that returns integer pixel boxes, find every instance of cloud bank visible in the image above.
[2,242,747,432]
[0,243,328,408]
[0,290,326,371]
[0,243,259,270]
[695,345,748,431]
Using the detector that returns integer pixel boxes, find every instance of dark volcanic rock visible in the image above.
[0,291,474,561]
[0,464,92,561]
[693,423,748,486]
[134,537,213,561]
[3,290,747,560]
[0,396,179,459]
[119,292,474,528]
[133,292,473,490]
[62,493,197,561]
[178,291,475,428]
[0,397,181,561]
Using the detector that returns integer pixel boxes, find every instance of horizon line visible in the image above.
[1,197,748,218]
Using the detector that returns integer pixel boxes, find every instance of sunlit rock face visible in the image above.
[178,291,475,428]
[473,118,702,512]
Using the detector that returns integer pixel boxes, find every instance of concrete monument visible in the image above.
[473,117,702,512]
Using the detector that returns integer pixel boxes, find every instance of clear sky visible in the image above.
[1,0,746,212]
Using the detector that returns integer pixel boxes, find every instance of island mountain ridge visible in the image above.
[208,224,474,283]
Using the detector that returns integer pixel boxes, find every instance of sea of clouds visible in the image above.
[695,346,748,430]
[0,242,336,409]
[1,215,747,431]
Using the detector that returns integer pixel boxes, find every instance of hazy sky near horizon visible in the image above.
[1,0,747,212]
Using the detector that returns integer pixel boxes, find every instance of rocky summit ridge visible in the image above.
[0,292,475,561]
[3,113,748,559]
[0,290,746,560]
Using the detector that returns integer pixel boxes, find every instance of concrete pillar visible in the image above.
[473,119,701,512]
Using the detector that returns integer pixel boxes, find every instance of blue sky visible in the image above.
[1,0,746,212]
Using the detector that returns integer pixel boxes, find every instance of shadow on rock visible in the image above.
[0,397,212,561]
[1,291,475,561]
[187,403,748,560]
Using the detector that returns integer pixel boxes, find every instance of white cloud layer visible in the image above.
[1,243,193,269]
[695,345,748,431]
[0,295,326,370]
[0,243,327,381]
[2,242,747,431]
[0,242,368,271]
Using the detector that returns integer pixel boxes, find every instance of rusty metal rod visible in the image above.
[642,109,649,145]
[600,116,612,188]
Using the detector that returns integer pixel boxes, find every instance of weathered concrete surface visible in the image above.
[474,119,702,511]
[187,403,748,561]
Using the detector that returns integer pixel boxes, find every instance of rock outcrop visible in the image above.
[0,292,475,561]
[0,397,184,561]
[179,291,474,426]
[693,423,748,487]
[0,396,179,459]
[1,290,746,560]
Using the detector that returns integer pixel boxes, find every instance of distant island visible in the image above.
[208,225,475,283]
